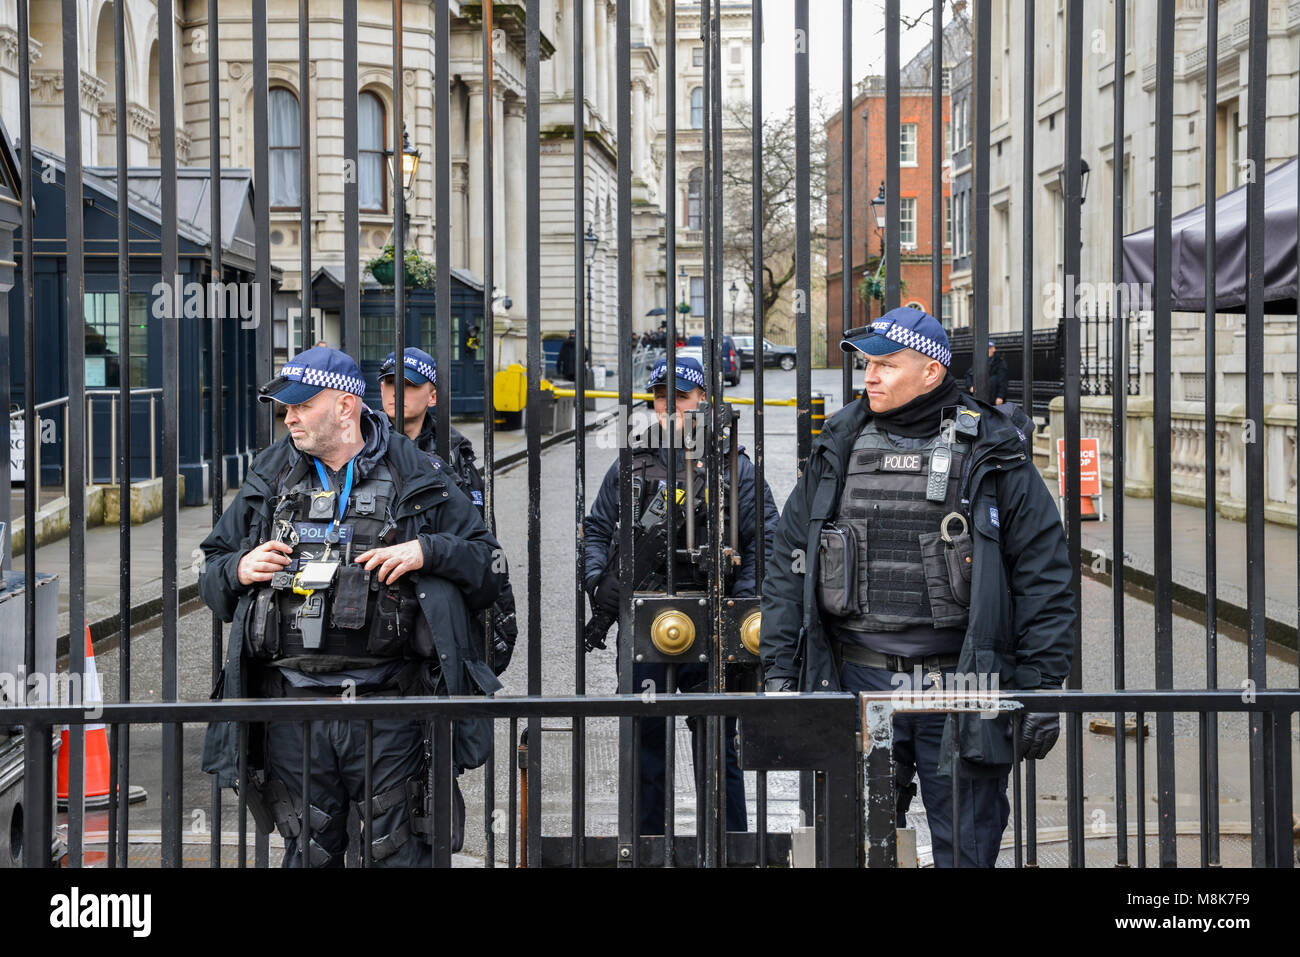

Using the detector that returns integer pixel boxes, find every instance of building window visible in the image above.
[690,276,705,316]
[899,197,916,248]
[730,43,742,65]
[692,46,704,67]
[359,91,386,211]
[84,293,149,387]
[944,121,951,160]
[687,168,703,230]
[900,123,918,165]
[941,292,952,325]
[944,196,952,247]
[690,87,704,129]
[269,87,301,209]
[954,191,969,258]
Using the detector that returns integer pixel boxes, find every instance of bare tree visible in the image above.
[721,97,833,335]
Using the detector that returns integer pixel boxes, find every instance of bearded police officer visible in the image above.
[760,307,1073,867]
[378,347,518,676]
[199,346,506,867]
[583,356,779,837]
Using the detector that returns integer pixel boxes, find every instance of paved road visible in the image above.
[68,364,1299,865]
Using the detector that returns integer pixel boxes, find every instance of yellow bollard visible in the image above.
[811,392,826,437]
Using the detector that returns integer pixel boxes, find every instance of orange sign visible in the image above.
[1057,437,1102,498]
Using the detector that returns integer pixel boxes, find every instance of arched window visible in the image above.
[687,168,702,230]
[359,91,386,211]
[690,87,703,129]
[269,87,301,209]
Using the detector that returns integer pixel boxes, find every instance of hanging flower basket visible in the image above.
[364,243,436,288]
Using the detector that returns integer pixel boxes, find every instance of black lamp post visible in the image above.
[677,266,690,332]
[584,226,599,375]
[1057,158,1091,206]
[728,279,739,338]
[867,181,887,323]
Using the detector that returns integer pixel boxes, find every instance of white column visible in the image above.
[632,79,645,180]
[606,4,616,127]
[465,79,485,277]
[492,87,507,298]
[583,0,597,118]
[504,98,527,315]
[593,1,607,123]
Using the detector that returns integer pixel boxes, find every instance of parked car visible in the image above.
[732,335,797,371]
[685,336,741,386]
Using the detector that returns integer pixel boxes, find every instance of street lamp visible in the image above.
[870,180,887,230]
[728,279,739,338]
[1057,158,1090,205]
[584,226,599,376]
[385,124,422,242]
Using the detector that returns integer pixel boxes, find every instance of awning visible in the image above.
[1122,157,1298,314]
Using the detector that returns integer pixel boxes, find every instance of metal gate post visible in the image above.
[862,699,898,868]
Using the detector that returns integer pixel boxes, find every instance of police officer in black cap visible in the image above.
[199,346,506,867]
[378,347,518,676]
[760,307,1074,867]
[583,355,779,837]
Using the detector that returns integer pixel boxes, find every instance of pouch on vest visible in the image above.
[918,513,974,629]
[817,522,860,618]
[245,587,281,660]
[367,584,409,657]
[330,564,371,631]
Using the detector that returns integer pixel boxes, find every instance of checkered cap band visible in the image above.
[649,359,706,389]
[381,352,437,385]
[870,318,952,368]
[279,362,366,397]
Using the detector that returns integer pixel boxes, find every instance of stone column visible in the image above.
[593,0,607,124]
[583,0,597,118]
[632,78,646,181]
[606,3,616,129]
[493,86,507,298]
[465,78,485,277]
[504,97,527,316]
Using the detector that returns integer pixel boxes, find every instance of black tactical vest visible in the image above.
[244,459,418,664]
[629,448,719,590]
[819,420,974,633]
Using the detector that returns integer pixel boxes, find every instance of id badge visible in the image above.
[297,560,340,590]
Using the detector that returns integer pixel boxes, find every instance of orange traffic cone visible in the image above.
[57,624,113,809]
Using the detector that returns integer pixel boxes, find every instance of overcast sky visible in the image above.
[759,0,947,119]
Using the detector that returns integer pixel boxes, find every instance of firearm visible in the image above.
[583,481,692,652]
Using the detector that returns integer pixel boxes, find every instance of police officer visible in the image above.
[199,346,506,867]
[760,307,1073,867]
[378,347,518,676]
[583,355,779,837]
[964,338,1009,406]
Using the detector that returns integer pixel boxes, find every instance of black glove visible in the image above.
[491,635,513,676]
[583,610,615,652]
[591,575,620,615]
[764,676,796,693]
[1016,711,1060,761]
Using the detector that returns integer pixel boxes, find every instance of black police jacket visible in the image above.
[759,392,1075,775]
[584,435,779,599]
[199,406,507,786]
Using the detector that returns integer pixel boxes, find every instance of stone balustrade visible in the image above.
[1046,396,1297,527]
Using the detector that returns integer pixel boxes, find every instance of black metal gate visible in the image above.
[4,0,1298,869]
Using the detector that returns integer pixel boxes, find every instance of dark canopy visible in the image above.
[1122,157,1298,314]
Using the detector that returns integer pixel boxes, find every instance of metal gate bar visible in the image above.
[1109,0,1129,870]
[1199,0,1220,870]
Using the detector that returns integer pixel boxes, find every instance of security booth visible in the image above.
[311,266,487,417]
[7,147,277,505]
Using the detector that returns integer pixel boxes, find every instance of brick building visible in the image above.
[824,8,969,357]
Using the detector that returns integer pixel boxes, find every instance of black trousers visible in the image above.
[631,661,747,836]
[265,717,432,867]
